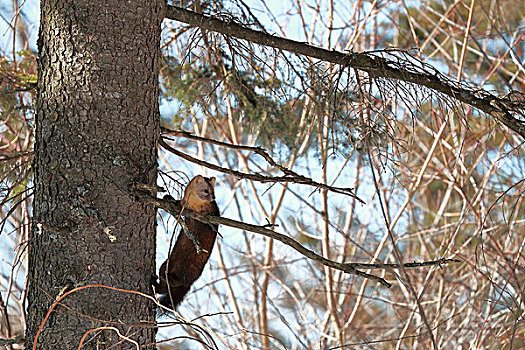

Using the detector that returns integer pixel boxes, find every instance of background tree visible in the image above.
[1,0,524,349]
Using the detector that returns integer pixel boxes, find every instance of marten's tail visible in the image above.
[158,284,191,311]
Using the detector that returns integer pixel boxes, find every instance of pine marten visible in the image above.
[153,175,220,310]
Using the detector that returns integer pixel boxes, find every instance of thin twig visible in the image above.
[161,127,295,176]
[367,148,438,350]
[160,139,363,202]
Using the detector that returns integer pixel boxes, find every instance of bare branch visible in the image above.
[161,127,296,176]
[133,184,462,288]
[160,139,363,202]
[164,5,525,139]
[134,186,389,287]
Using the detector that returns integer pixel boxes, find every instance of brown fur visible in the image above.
[154,176,220,310]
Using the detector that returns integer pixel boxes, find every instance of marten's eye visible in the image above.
[204,189,210,194]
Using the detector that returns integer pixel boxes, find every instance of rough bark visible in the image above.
[26,0,163,348]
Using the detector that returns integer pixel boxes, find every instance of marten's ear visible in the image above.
[190,175,205,186]
[209,177,216,188]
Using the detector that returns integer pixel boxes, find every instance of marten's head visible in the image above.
[182,175,216,212]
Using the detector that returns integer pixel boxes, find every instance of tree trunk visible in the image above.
[26,0,163,348]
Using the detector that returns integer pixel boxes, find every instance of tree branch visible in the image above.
[160,138,363,202]
[162,127,296,176]
[133,183,461,288]
[164,5,525,139]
